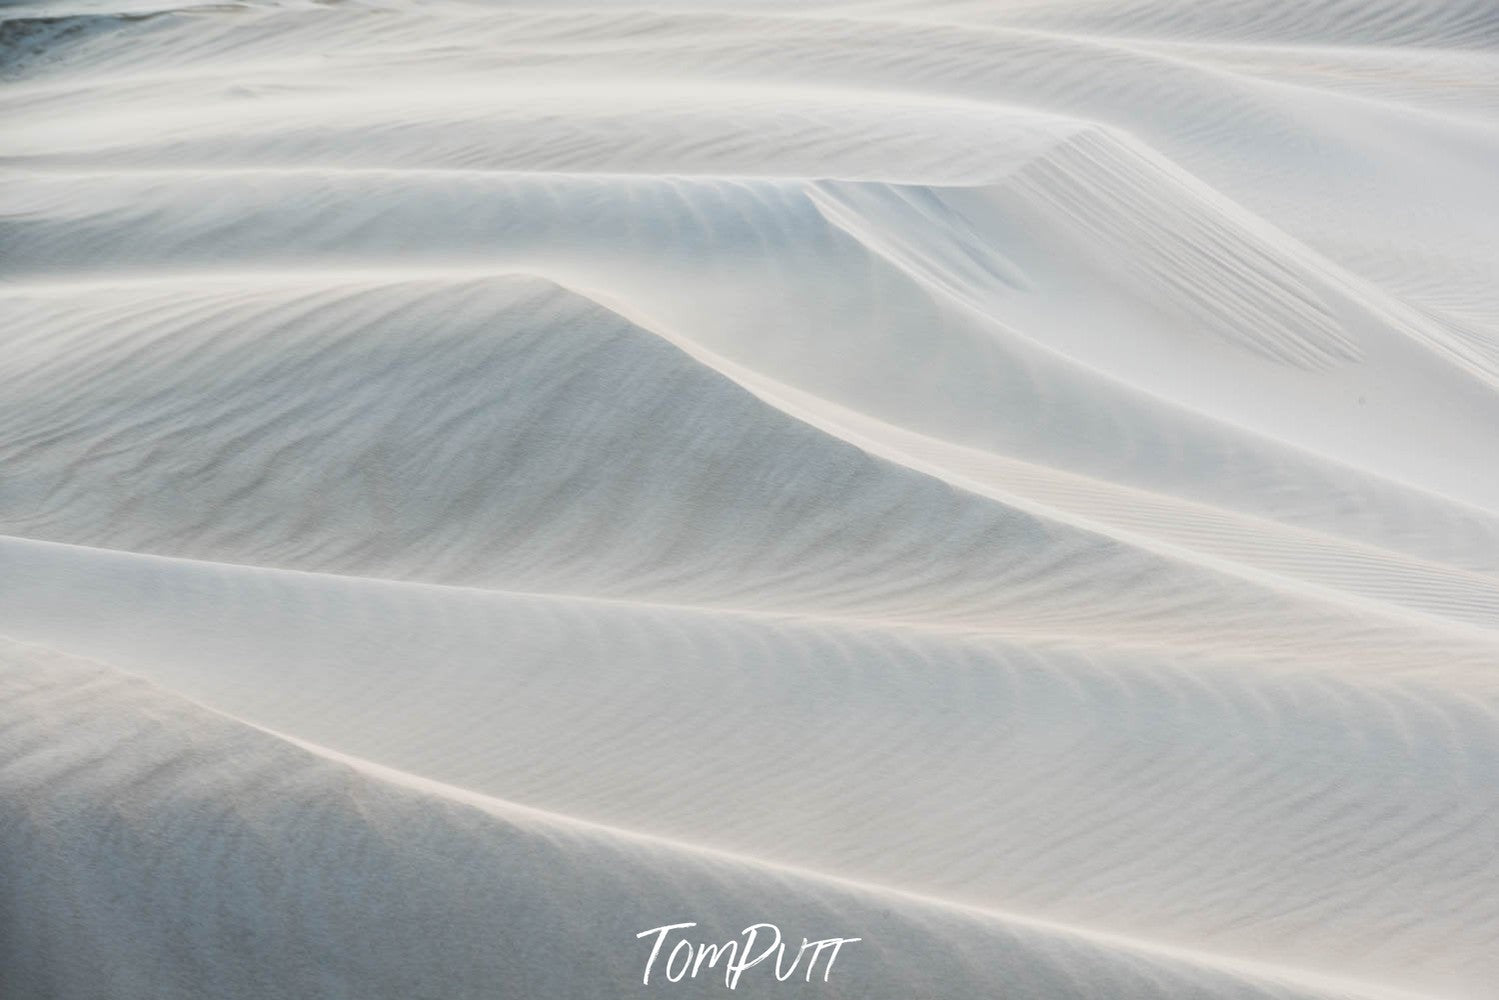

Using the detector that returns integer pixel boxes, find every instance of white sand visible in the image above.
[2,2,1497,997]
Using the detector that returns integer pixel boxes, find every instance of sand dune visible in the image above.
[3,2,1497,998]
[7,638,1446,1000]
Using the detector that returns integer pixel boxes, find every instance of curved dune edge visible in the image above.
[0,638,1431,1000]
[5,271,1499,675]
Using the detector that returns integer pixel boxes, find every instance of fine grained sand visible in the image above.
[2,2,1498,998]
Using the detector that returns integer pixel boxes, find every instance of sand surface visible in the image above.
[2,2,1498,997]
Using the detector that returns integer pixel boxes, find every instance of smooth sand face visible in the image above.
[2,2,1498,998]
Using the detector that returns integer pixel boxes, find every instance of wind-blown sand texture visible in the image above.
[3,2,1498,998]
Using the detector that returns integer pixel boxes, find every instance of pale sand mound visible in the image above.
[2,1,1497,998]
[0,640,1427,1000]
